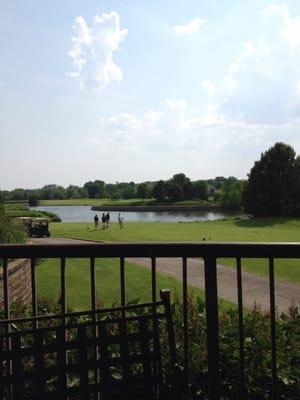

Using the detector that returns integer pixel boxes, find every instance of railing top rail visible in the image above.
[1,242,300,258]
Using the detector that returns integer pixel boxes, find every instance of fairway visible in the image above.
[36,257,220,310]
[50,218,300,282]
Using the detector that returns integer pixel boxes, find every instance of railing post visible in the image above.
[204,255,219,400]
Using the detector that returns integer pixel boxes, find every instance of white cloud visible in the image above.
[201,79,216,95]
[90,4,300,177]
[205,4,300,124]
[262,4,300,49]
[68,12,128,90]
[173,17,207,35]
[165,98,187,110]
[296,81,300,96]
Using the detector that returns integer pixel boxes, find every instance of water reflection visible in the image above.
[32,205,242,223]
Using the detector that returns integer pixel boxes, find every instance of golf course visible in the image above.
[33,217,300,310]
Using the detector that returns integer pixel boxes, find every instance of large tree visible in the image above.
[168,173,191,201]
[136,183,150,200]
[84,180,106,198]
[242,143,297,216]
[193,180,208,200]
[153,180,168,202]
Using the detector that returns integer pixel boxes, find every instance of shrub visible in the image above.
[1,295,299,398]
[169,294,300,399]
[0,211,26,243]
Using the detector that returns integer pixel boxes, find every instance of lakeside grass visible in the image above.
[39,198,214,206]
[50,218,300,283]
[4,201,61,221]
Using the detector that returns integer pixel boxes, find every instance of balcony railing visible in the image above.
[1,242,300,399]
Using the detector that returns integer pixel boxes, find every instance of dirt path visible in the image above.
[130,257,299,312]
[31,238,299,312]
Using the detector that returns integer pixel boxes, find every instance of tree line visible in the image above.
[0,174,244,210]
[2,142,299,216]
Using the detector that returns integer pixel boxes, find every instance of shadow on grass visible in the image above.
[234,216,294,228]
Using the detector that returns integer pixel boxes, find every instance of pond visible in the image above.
[32,205,242,223]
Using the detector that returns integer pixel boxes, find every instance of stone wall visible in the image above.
[0,259,31,307]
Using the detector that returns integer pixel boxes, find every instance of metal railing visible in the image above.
[1,242,300,399]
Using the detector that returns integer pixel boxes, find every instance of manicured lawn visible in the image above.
[39,198,213,206]
[37,257,233,310]
[50,218,300,282]
[39,198,148,206]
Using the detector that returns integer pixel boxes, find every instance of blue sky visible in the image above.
[1,0,300,189]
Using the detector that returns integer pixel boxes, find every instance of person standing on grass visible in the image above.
[94,214,99,230]
[106,212,110,228]
[118,213,124,229]
[102,213,106,230]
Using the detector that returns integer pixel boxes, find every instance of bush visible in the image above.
[169,294,300,399]
[0,211,27,243]
[2,295,299,398]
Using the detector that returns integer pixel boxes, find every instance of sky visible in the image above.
[1,0,300,189]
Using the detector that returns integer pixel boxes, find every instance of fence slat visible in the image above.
[30,258,38,330]
[236,257,245,397]
[151,257,157,302]
[204,255,219,400]
[269,258,277,400]
[182,257,189,382]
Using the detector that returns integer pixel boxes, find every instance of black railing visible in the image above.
[1,242,300,399]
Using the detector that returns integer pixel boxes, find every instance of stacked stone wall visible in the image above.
[0,259,31,307]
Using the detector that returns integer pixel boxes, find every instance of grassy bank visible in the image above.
[4,202,61,221]
[39,198,214,206]
[50,218,300,282]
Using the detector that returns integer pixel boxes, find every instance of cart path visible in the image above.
[30,238,299,312]
[130,257,299,313]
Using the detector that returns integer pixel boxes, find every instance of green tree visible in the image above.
[66,185,82,199]
[84,180,106,198]
[118,182,136,199]
[288,156,300,215]
[10,188,26,201]
[221,177,243,210]
[168,173,191,201]
[136,183,150,200]
[242,143,297,216]
[193,180,208,200]
[153,180,167,202]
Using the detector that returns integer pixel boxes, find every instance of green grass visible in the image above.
[39,198,146,206]
[4,202,28,212]
[38,198,214,206]
[36,257,235,311]
[50,218,300,282]
[4,202,61,222]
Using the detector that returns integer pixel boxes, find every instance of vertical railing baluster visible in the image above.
[236,257,245,397]
[151,257,159,398]
[269,258,277,400]
[60,258,68,398]
[151,257,157,302]
[120,257,126,320]
[3,258,10,322]
[90,257,96,312]
[60,258,66,322]
[204,255,219,400]
[90,257,100,399]
[30,258,38,329]
[3,258,12,400]
[182,257,189,382]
